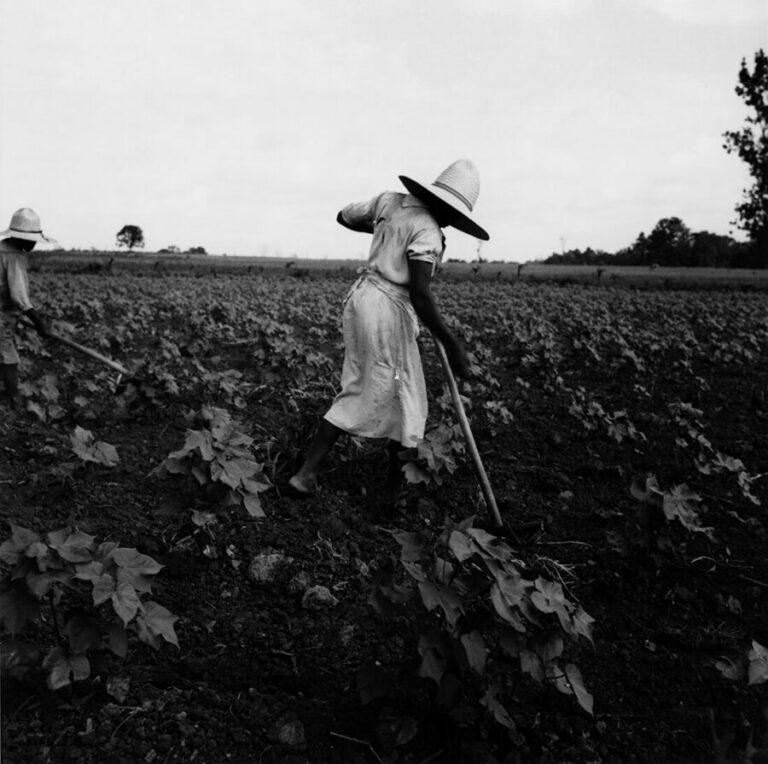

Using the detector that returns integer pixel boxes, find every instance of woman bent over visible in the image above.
[289,159,489,506]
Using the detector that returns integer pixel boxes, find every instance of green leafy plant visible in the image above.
[401,423,465,487]
[714,639,768,762]
[367,519,594,736]
[152,407,271,517]
[568,387,646,444]
[70,426,120,467]
[631,474,715,539]
[0,524,179,690]
[19,374,66,423]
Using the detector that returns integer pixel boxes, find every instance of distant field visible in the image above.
[34,250,768,289]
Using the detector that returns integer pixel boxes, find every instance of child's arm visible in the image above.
[407,259,469,377]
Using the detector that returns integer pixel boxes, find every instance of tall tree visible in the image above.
[116,225,145,251]
[723,49,768,260]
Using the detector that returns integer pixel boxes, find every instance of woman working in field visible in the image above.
[0,208,54,411]
[288,159,489,509]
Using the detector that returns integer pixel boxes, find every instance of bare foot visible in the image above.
[287,474,317,497]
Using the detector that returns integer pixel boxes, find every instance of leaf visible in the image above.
[0,584,41,635]
[242,492,266,518]
[26,400,46,422]
[112,548,163,577]
[64,614,101,654]
[520,649,544,682]
[48,528,96,563]
[25,569,70,598]
[43,646,91,690]
[241,476,271,496]
[448,530,474,562]
[106,674,131,703]
[572,606,595,643]
[170,430,214,462]
[490,583,527,632]
[140,601,180,648]
[565,663,594,715]
[92,573,116,605]
[0,525,41,565]
[417,647,445,685]
[93,441,120,466]
[480,684,516,730]
[417,581,463,626]
[70,425,94,451]
[190,510,218,527]
[392,531,423,563]
[433,558,454,584]
[536,633,564,663]
[403,462,430,485]
[461,631,488,674]
[499,628,524,657]
[467,527,514,561]
[74,560,105,584]
[111,582,141,625]
[748,641,768,685]
[716,654,746,681]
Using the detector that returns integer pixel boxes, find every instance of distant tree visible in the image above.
[186,246,207,255]
[645,217,694,266]
[116,225,145,251]
[723,49,768,262]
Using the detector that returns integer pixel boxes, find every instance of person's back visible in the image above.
[288,159,488,511]
[341,190,445,286]
[0,238,35,314]
[0,208,54,410]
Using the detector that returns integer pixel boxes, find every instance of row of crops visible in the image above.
[2,267,768,761]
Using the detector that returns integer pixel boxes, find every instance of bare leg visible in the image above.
[0,364,19,410]
[384,439,405,500]
[289,419,343,494]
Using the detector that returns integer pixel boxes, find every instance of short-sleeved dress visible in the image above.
[323,192,445,447]
[0,240,35,365]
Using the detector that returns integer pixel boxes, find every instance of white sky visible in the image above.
[1,0,766,262]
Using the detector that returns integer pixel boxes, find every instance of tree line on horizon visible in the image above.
[542,217,760,269]
[545,49,767,270]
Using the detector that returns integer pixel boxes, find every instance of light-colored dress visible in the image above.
[0,240,34,365]
[323,192,445,446]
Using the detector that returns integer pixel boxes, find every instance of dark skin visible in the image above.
[288,205,470,496]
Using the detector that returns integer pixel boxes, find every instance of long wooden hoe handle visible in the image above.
[51,333,131,376]
[434,338,504,528]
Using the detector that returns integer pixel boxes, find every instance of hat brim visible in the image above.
[0,229,56,244]
[399,176,489,241]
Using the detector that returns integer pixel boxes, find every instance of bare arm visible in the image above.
[407,259,469,377]
[336,211,373,234]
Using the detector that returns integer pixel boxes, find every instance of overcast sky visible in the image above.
[1,0,766,262]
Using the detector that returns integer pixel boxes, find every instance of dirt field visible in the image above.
[2,267,768,763]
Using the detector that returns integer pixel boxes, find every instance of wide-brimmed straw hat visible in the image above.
[399,159,489,241]
[0,208,57,244]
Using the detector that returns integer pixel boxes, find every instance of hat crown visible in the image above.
[8,208,42,234]
[431,159,480,212]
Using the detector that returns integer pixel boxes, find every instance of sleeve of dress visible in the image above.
[6,258,34,312]
[406,226,445,274]
[339,193,382,233]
